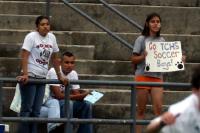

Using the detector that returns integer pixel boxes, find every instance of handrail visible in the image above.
[1,117,150,130]
[1,117,149,125]
[62,0,133,50]
[99,0,143,31]
[0,78,191,88]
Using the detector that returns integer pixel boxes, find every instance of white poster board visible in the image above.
[145,41,184,72]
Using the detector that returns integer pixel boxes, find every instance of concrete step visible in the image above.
[79,74,133,81]
[79,74,134,89]
[93,104,169,120]
[2,87,191,114]
[79,59,133,75]
[5,103,169,119]
[93,125,139,133]
[1,0,200,7]
[0,29,73,45]
[1,29,200,62]
[0,43,95,60]
[0,57,198,82]
[0,57,133,76]
[0,3,200,34]
[89,89,191,105]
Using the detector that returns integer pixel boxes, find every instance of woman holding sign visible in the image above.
[131,12,165,133]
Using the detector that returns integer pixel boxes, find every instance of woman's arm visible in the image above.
[17,49,30,84]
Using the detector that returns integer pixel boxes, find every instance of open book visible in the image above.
[84,91,104,104]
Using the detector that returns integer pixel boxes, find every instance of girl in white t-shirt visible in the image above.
[16,16,67,133]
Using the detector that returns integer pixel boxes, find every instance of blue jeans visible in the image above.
[60,100,93,133]
[17,83,45,133]
[40,98,60,133]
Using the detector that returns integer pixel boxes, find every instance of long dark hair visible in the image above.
[142,12,161,37]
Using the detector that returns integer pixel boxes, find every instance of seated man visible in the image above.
[47,51,93,133]
[10,51,92,133]
[145,65,200,133]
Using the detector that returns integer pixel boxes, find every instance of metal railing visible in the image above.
[62,0,133,49]
[98,0,143,31]
[0,78,191,133]
[61,0,143,31]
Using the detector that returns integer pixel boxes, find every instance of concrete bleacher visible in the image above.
[0,0,199,132]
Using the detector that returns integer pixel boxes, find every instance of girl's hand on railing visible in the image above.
[16,75,29,84]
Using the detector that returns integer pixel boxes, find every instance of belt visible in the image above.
[28,73,46,79]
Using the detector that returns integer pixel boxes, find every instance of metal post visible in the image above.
[64,84,73,133]
[130,86,136,133]
[46,0,50,18]
[0,81,3,124]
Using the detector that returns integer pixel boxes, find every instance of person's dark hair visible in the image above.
[142,12,161,37]
[62,51,74,59]
[191,65,200,89]
[35,15,49,27]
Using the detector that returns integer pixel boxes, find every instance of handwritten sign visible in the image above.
[145,41,184,72]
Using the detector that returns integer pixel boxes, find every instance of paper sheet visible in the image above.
[84,91,104,104]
